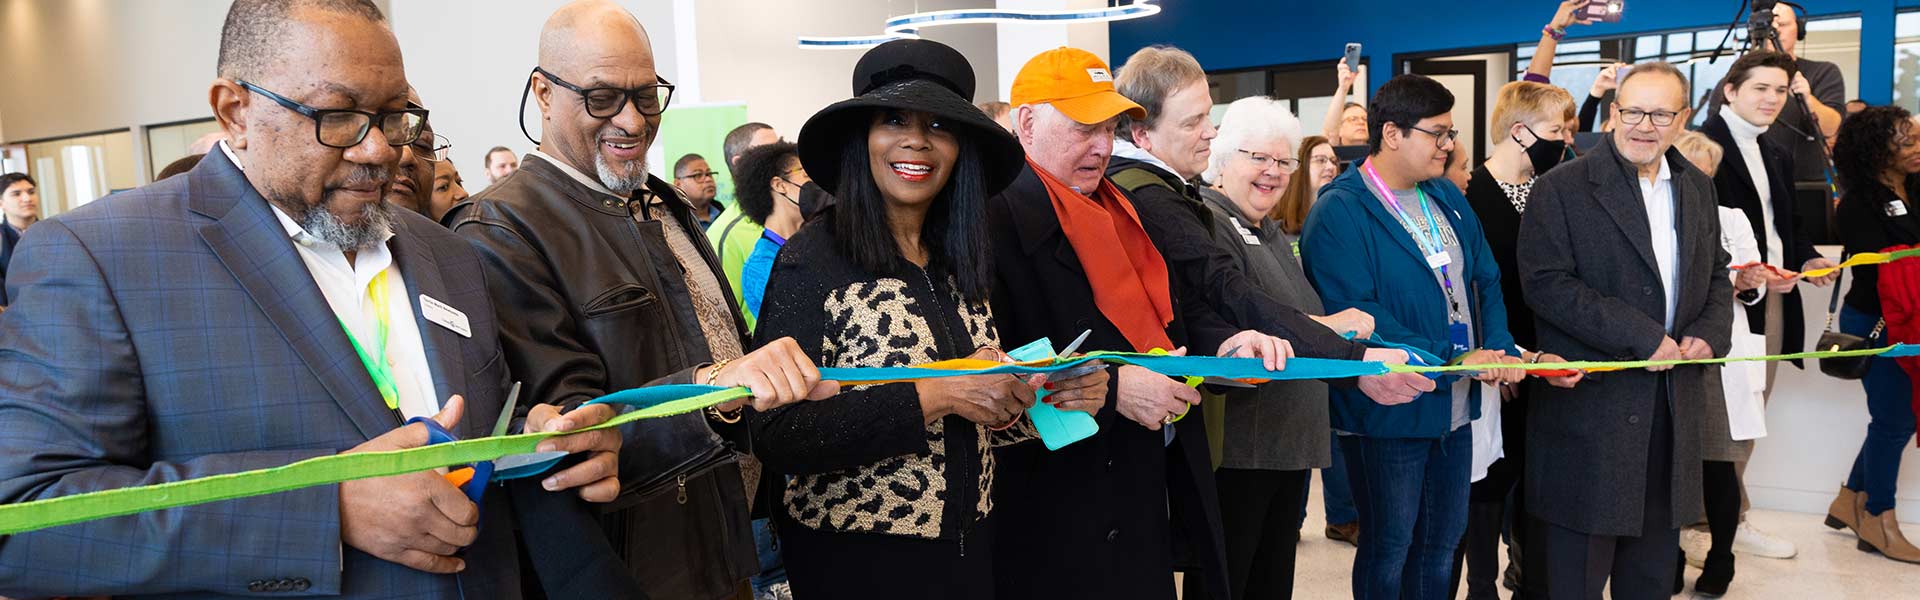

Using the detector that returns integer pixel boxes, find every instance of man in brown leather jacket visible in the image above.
[444,2,835,598]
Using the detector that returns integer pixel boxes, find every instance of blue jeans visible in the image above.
[1842,306,1917,515]
[1301,437,1361,528]
[1341,427,1472,600]
[750,517,787,593]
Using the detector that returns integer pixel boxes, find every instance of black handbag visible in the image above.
[1817,269,1884,380]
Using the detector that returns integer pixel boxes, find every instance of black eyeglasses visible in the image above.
[1405,124,1460,148]
[676,169,717,181]
[533,67,676,119]
[411,133,452,162]
[235,79,428,149]
[1613,105,1682,128]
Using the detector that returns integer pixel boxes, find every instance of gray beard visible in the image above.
[596,153,649,196]
[283,194,395,251]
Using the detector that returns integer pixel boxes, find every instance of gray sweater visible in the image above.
[1200,188,1332,471]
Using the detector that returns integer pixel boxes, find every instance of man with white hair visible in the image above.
[983,46,1431,600]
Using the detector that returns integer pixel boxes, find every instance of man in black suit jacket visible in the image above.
[1518,62,1734,598]
[1702,51,1839,375]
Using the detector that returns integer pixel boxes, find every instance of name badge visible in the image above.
[1230,217,1261,245]
[1889,200,1909,217]
[1426,251,1452,269]
[420,294,472,338]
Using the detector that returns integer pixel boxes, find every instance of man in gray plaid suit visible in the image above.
[0,1,625,597]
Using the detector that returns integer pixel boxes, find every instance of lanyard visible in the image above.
[1360,159,1462,317]
[340,270,400,411]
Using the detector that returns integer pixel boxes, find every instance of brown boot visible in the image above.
[1856,504,1920,564]
[1828,486,1861,531]
[1326,521,1359,547]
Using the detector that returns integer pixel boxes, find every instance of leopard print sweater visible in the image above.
[751,220,1036,540]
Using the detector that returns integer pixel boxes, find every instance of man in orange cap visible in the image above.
[984,47,1345,600]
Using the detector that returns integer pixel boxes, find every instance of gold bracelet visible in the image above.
[704,358,734,386]
[706,405,743,423]
[704,358,742,423]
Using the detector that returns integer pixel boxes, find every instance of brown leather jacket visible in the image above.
[446,154,755,600]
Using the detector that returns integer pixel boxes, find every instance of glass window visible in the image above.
[23,130,137,217]
[1636,35,1664,60]
[146,119,222,180]
[1897,11,1920,108]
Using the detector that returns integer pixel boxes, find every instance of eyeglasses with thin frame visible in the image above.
[1612,104,1682,128]
[234,79,428,149]
[1309,155,1338,168]
[676,169,718,181]
[533,67,676,119]
[412,133,452,162]
[1405,124,1460,148]
[1235,149,1300,173]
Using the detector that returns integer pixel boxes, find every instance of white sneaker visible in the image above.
[1679,528,1710,568]
[1733,521,1797,559]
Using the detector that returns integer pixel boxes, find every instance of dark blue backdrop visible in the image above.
[1110,0,1917,105]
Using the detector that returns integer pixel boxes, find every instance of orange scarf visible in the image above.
[1029,157,1176,352]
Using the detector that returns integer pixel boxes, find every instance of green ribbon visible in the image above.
[0,387,747,536]
[3,343,1913,537]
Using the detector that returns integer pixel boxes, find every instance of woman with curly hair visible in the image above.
[1826,105,1920,563]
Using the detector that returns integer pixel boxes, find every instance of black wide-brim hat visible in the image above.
[798,40,1026,197]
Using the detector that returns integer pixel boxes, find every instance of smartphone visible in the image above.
[1343,43,1363,73]
[1583,0,1624,23]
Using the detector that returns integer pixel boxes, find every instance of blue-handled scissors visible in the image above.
[408,382,569,504]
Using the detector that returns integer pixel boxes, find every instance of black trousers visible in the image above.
[1542,381,1678,600]
[1701,460,1741,564]
[1209,468,1312,600]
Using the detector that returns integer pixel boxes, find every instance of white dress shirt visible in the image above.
[220,141,441,420]
[1639,157,1681,331]
[1722,106,1785,268]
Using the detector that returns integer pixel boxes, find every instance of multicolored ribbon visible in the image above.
[5,344,1920,537]
[1730,247,1920,280]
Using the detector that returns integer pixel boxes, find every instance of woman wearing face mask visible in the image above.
[1452,80,1575,600]
[733,141,810,331]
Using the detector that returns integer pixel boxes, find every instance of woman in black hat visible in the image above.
[748,39,1109,597]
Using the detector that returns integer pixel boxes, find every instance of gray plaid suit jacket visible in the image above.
[0,150,522,598]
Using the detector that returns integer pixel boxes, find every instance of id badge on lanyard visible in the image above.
[1448,321,1471,354]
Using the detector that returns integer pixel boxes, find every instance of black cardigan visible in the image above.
[751,212,1025,543]
[1838,175,1920,316]
[1463,165,1537,349]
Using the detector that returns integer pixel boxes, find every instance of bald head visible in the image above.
[539,0,652,72]
[533,0,663,196]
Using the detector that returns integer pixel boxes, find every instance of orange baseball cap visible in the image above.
[1010,47,1146,125]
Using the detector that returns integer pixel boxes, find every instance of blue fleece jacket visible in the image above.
[1301,166,1521,439]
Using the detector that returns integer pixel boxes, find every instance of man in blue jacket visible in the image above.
[1302,73,1580,599]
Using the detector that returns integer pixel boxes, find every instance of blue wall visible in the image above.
[1111,0,1913,105]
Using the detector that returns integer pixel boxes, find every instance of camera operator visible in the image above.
[1709,3,1846,233]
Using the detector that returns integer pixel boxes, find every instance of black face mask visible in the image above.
[796,180,831,220]
[1515,124,1568,175]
